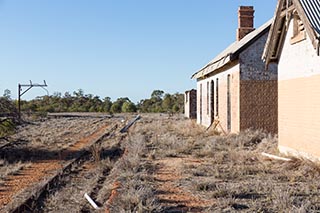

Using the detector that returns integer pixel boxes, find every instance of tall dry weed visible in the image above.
[105,133,159,212]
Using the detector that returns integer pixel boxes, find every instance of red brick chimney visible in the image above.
[237,6,255,41]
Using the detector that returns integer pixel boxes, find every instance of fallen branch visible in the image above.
[261,152,291,161]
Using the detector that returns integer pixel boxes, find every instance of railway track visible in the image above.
[0,139,11,150]
[10,124,120,212]
[0,114,139,212]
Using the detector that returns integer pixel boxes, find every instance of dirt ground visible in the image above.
[1,113,320,212]
[112,114,320,212]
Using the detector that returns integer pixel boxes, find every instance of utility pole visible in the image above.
[18,80,48,119]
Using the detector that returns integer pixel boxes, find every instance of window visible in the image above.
[185,92,188,103]
[210,80,214,122]
[227,75,231,131]
[216,78,219,117]
[200,84,202,123]
[291,12,306,44]
[207,82,209,115]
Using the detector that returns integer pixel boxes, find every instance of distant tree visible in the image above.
[17,88,182,115]
[53,92,62,98]
[151,90,164,101]
[110,97,130,113]
[3,89,11,100]
[173,93,184,113]
[122,101,137,113]
[137,99,152,113]
[114,97,130,106]
[64,92,72,98]
[172,104,180,113]
[62,92,73,110]
[110,102,121,113]
[162,94,174,112]
[103,97,112,112]
[0,96,18,116]
[136,90,184,113]
[73,89,84,98]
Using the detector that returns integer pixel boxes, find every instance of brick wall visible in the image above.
[184,89,197,119]
[238,29,278,134]
[239,32,277,81]
[240,80,278,134]
[195,20,277,134]
[237,6,255,41]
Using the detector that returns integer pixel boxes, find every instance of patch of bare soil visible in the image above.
[0,160,62,207]
[154,157,213,212]
[0,123,109,207]
[109,114,320,212]
[0,114,120,211]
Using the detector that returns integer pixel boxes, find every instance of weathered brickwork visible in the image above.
[196,28,278,134]
[277,17,320,159]
[237,6,255,41]
[238,28,278,134]
[197,64,240,132]
[184,89,197,119]
[239,32,277,81]
[194,6,278,135]
[240,80,278,134]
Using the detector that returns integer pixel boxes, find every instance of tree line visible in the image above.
[2,89,184,114]
[137,90,184,113]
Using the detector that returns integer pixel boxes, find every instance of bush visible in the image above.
[122,102,137,113]
[0,118,15,137]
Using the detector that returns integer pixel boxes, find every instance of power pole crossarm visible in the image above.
[17,80,48,119]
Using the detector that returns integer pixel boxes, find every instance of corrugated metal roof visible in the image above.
[191,19,273,79]
[299,0,320,35]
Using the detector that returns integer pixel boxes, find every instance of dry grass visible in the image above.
[175,127,320,212]
[129,114,320,212]
[90,143,101,163]
[0,114,118,212]
[105,133,159,212]
[3,113,320,212]
[11,117,108,150]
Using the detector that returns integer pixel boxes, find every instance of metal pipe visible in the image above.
[84,193,100,209]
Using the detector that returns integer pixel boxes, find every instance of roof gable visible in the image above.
[263,0,320,64]
[192,19,272,80]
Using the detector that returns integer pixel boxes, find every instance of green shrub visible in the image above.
[0,119,15,137]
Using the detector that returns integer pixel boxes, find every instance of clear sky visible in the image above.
[0,0,277,103]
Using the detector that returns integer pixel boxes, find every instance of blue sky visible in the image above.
[0,0,277,103]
